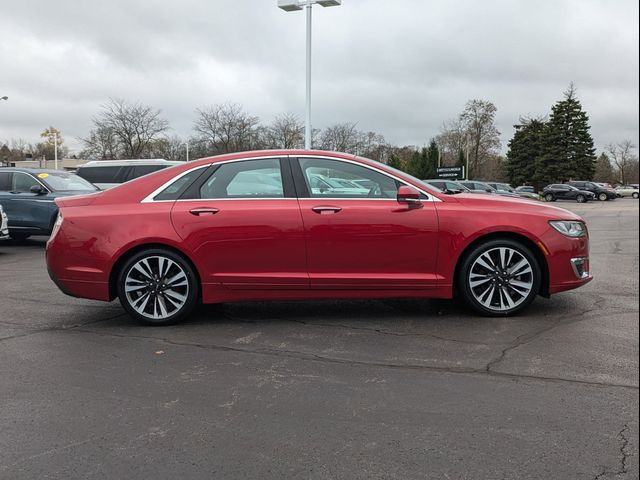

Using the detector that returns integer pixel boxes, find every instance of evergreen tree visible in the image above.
[425,139,439,179]
[407,145,437,179]
[538,84,596,184]
[504,118,546,187]
[386,153,403,171]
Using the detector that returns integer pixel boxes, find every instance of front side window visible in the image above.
[199,159,284,199]
[298,158,398,199]
[12,173,39,192]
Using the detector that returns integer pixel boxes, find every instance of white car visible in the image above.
[0,204,9,240]
[614,185,639,199]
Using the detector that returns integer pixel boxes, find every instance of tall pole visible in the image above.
[186,141,190,162]
[465,135,470,180]
[305,0,312,150]
[54,132,58,170]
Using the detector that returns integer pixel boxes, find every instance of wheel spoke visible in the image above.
[167,271,187,287]
[470,276,492,288]
[508,258,530,276]
[476,254,496,272]
[501,287,516,308]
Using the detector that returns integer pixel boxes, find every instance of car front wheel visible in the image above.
[117,248,199,325]
[598,193,608,201]
[544,193,555,202]
[459,239,541,316]
[576,194,586,203]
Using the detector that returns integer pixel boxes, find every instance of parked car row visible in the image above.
[422,179,542,201]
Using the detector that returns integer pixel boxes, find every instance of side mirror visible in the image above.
[397,185,421,205]
[30,185,47,195]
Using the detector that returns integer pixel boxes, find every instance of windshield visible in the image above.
[41,172,98,192]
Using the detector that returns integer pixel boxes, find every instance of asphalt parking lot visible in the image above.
[1,199,638,479]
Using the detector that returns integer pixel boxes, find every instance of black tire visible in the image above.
[598,193,608,201]
[576,194,586,203]
[544,193,555,202]
[117,248,199,326]
[458,239,541,317]
[9,233,31,242]
[633,192,639,199]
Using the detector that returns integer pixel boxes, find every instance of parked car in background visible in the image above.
[47,150,593,325]
[0,168,98,241]
[487,182,541,201]
[516,185,537,194]
[614,185,639,198]
[566,181,616,201]
[460,181,521,198]
[422,179,471,194]
[75,159,182,189]
[543,184,595,203]
[0,204,8,240]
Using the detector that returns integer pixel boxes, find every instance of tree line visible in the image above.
[1,84,638,185]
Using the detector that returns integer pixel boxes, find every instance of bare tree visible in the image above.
[87,98,169,159]
[318,122,362,153]
[435,118,467,166]
[263,113,304,149]
[607,140,638,185]
[460,99,501,177]
[81,125,120,160]
[149,135,187,161]
[193,103,260,155]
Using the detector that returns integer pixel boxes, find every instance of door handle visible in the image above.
[311,206,342,214]
[189,207,219,216]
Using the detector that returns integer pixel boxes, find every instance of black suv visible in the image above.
[566,181,616,201]
[543,184,595,203]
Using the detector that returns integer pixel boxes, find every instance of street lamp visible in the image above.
[277,0,342,150]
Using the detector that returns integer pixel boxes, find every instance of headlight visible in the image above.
[549,220,586,237]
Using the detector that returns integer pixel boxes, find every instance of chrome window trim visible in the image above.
[140,154,443,203]
[292,154,442,202]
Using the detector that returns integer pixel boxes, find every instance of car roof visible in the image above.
[0,167,66,174]
[79,159,181,167]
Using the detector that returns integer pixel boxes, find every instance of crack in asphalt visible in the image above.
[67,327,639,390]
[594,424,631,479]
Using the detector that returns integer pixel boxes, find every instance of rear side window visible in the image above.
[154,167,207,201]
[0,172,10,191]
[77,166,123,184]
[199,159,284,199]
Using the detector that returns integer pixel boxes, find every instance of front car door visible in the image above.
[169,157,308,289]
[292,156,440,289]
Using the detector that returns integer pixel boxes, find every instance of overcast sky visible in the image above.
[1,0,638,155]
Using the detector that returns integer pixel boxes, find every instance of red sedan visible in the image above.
[46,150,592,325]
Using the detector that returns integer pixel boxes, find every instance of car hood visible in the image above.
[449,193,583,220]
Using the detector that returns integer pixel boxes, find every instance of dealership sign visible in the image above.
[436,166,465,179]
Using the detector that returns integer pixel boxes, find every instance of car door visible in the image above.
[292,156,439,289]
[2,172,54,231]
[170,157,308,289]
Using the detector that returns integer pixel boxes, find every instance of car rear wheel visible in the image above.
[544,193,555,202]
[458,239,541,316]
[117,248,199,326]
[598,193,608,201]
[576,194,586,203]
[633,192,639,199]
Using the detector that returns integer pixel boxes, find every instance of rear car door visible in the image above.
[170,157,308,289]
[292,156,440,289]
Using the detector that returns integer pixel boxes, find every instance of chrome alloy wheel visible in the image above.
[468,247,534,312]
[124,256,189,320]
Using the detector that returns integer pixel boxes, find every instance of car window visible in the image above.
[299,158,398,199]
[76,166,123,184]
[0,172,10,191]
[154,167,207,201]
[199,159,284,199]
[12,173,40,192]
[130,165,167,179]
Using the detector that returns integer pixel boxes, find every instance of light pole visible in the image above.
[277,0,342,150]
[185,141,190,162]
[54,131,58,170]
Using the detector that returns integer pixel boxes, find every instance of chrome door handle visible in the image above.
[311,206,342,214]
[189,207,219,216]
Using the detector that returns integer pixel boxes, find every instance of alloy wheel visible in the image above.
[124,255,190,320]
[468,247,534,313]
[576,195,585,203]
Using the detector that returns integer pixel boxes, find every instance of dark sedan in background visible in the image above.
[543,184,595,203]
[566,181,617,201]
[0,168,98,241]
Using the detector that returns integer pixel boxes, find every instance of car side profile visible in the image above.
[46,150,592,325]
[0,168,98,240]
[543,184,595,203]
[566,181,616,201]
[615,185,639,198]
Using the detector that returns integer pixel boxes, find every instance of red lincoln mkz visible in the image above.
[46,150,592,325]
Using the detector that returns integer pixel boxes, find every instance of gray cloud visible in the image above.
[1,0,638,154]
